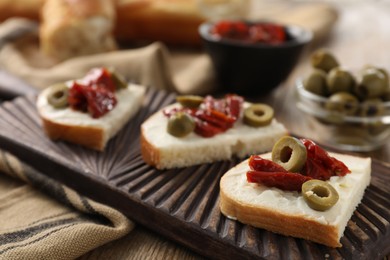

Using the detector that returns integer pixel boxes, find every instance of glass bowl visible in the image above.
[296,80,390,152]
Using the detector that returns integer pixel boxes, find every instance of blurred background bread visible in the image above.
[0,0,44,21]
[40,0,117,61]
[0,0,206,61]
[115,0,205,46]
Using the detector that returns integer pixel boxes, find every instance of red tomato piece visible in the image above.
[247,170,312,191]
[211,21,287,44]
[163,94,244,138]
[68,68,118,118]
[83,67,116,92]
[248,155,287,172]
[83,86,117,118]
[301,139,351,179]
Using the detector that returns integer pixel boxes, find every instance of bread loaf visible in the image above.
[40,0,117,61]
[114,0,205,46]
[0,0,205,47]
[0,0,43,22]
[141,102,288,169]
[219,152,371,248]
[37,80,146,151]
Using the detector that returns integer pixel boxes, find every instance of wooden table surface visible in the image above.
[79,2,389,259]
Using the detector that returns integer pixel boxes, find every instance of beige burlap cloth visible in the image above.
[0,2,338,259]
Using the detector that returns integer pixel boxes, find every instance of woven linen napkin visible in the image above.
[0,150,133,259]
[0,18,217,96]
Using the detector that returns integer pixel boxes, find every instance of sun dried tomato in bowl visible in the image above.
[210,20,288,44]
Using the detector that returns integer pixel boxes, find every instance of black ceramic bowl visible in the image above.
[199,21,312,97]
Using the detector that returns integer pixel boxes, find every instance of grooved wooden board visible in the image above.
[0,89,389,259]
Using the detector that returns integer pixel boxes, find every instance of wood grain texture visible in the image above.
[0,89,388,259]
[0,2,390,259]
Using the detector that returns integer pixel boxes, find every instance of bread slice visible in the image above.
[220,152,371,248]
[141,103,288,169]
[37,83,145,151]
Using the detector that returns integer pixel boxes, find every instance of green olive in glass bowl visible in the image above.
[295,79,390,152]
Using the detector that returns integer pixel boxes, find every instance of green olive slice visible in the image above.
[47,83,69,108]
[302,180,339,211]
[167,112,195,137]
[272,136,307,172]
[176,95,204,109]
[243,104,274,127]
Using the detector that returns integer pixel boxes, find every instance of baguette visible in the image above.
[220,152,371,248]
[114,0,205,46]
[141,101,288,169]
[0,0,205,47]
[37,72,146,151]
[40,0,117,61]
[0,0,43,22]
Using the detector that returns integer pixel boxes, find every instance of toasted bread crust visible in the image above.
[219,187,341,248]
[40,116,105,151]
[140,127,161,168]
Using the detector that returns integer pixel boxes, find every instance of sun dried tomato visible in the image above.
[225,94,243,119]
[164,94,244,138]
[249,155,287,172]
[246,140,351,191]
[247,170,312,191]
[250,23,286,44]
[68,82,88,112]
[301,139,351,180]
[212,21,250,41]
[82,67,116,92]
[83,86,117,118]
[194,119,224,138]
[68,68,118,118]
[211,21,287,44]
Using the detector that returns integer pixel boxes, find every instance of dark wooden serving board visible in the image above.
[0,89,389,260]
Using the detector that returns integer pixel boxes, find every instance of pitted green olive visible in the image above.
[326,67,355,94]
[325,92,359,115]
[302,180,339,211]
[272,136,307,172]
[359,98,385,117]
[310,49,339,73]
[303,69,328,96]
[355,67,388,99]
[167,112,195,137]
[47,84,69,108]
[243,104,274,127]
[176,95,204,108]
[363,65,389,83]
